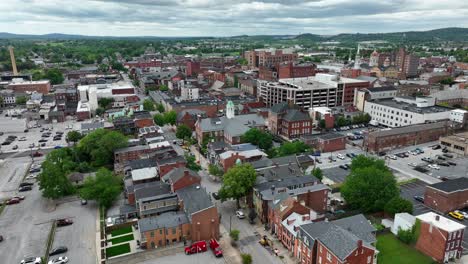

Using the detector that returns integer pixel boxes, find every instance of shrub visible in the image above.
[241,253,252,264]
[229,229,240,241]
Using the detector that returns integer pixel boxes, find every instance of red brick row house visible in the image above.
[268,102,313,140]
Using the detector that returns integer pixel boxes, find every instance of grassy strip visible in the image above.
[110,226,132,237]
[106,243,131,258]
[376,233,434,264]
[43,220,57,264]
[109,234,134,245]
[398,178,418,186]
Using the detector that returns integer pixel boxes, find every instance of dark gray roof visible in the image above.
[428,177,468,193]
[138,211,189,233]
[115,145,149,154]
[250,157,274,169]
[370,121,447,138]
[260,183,329,200]
[133,111,153,120]
[256,162,304,183]
[322,167,350,184]
[81,122,104,130]
[162,167,199,183]
[255,175,318,193]
[283,109,311,122]
[156,155,186,166]
[134,181,172,201]
[177,109,206,120]
[128,158,157,170]
[299,214,376,261]
[120,204,137,215]
[333,214,376,244]
[270,102,289,114]
[176,185,213,220]
[365,86,396,92]
[301,132,345,141]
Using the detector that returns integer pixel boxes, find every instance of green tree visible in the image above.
[96,107,105,117]
[218,164,257,208]
[16,96,28,105]
[38,148,76,199]
[143,99,155,111]
[341,156,399,212]
[153,113,165,126]
[319,119,326,129]
[98,98,114,109]
[66,131,83,144]
[163,110,177,125]
[156,103,165,113]
[176,124,192,141]
[335,116,348,127]
[311,167,323,180]
[384,196,413,215]
[241,128,273,150]
[43,68,64,85]
[241,254,252,264]
[229,229,240,241]
[277,141,310,157]
[77,129,128,168]
[159,84,168,91]
[80,168,122,208]
[185,154,201,172]
[208,164,224,177]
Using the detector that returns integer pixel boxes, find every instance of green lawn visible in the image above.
[109,234,134,245]
[106,243,131,258]
[110,226,132,237]
[376,233,435,264]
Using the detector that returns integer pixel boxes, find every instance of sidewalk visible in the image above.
[251,223,296,264]
[219,224,242,263]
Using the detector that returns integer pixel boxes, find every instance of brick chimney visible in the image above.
[184,169,189,177]
[302,214,310,221]
[357,240,363,248]
[287,219,296,225]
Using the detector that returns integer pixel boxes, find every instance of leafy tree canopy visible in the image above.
[77,129,128,168]
[38,148,76,199]
[218,164,257,208]
[241,128,273,150]
[80,168,122,208]
[176,124,192,140]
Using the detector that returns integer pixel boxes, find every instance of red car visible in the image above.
[184,241,207,255]
[209,239,223,258]
[5,198,20,205]
[31,152,43,157]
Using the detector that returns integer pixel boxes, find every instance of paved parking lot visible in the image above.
[399,180,431,215]
[0,155,97,263]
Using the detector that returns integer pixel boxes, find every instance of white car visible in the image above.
[429,164,440,170]
[236,210,245,219]
[408,163,417,167]
[386,155,397,160]
[26,174,37,180]
[336,154,345,160]
[21,257,42,264]
[48,257,68,264]
[19,137,27,141]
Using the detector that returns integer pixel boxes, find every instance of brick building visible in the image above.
[186,60,201,76]
[440,132,468,156]
[162,168,201,192]
[364,121,449,153]
[280,213,313,252]
[277,62,316,79]
[268,197,311,239]
[295,214,376,264]
[176,109,206,130]
[424,178,468,213]
[8,80,51,94]
[301,133,347,153]
[268,102,312,139]
[244,48,297,67]
[156,156,187,178]
[139,211,191,249]
[416,212,465,263]
[133,111,155,128]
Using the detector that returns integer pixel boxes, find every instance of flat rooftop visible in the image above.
[369,98,451,114]
[416,212,465,232]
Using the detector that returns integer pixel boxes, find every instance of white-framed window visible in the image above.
[319,256,322,264]
[367,256,372,264]
[326,252,332,261]
[319,245,322,253]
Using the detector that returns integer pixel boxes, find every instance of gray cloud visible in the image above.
[0,0,466,36]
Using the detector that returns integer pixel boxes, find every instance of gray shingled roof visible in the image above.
[283,109,310,122]
[255,175,318,193]
[176,185,213,220]
[162,167,200,184]
[270,102,289,114]
[369,121,447,138]
[134,181,172,201]
[318,224,364,261]
[260,183,329,201]
[333,214,377,244]
[138,211,189,233]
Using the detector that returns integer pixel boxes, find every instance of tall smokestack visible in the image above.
[9,46,18,75]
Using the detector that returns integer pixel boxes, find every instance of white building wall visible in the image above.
[450,110,468,123]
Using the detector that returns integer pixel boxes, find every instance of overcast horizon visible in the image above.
[1,0,468,37]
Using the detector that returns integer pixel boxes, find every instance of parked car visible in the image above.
[413,196,424,203]
[386,155,397,160]
[421,157,433,163]
[81,199,88,205]
[5,198,20,205]
[0,235,3,242]
[12,145,18,150]
[346,153,353,158]
[407,162,418,167]
[31,152,43,157]
[315,158,322,164]
[19,137,27,141]
[29,167,41,174]
[211,192,220,200]
[428,164,440,170]
[432,145,441,150]
[57,219,73,227]
[448,161,457,166]
[47,256,68,264]
[38,139,48,143]
[236,210,245,219]
[19,182,34,187]
[448,211,464,221]
[339,164,348,170]
[443,153,454,158]
[19,186,33,192]
[184,241,207,255]
[20,257,42,264]
[336,154,345,160]
[437,155,446,160]
[442,148,449,153]
[209,239,223,258]
[49,246,68,256]
[438,162,449,167]
[455,210,468,219]
[26,174,37,180]
[328,156,336,162]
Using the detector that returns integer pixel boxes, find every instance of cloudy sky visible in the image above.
[1,0,467,37]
